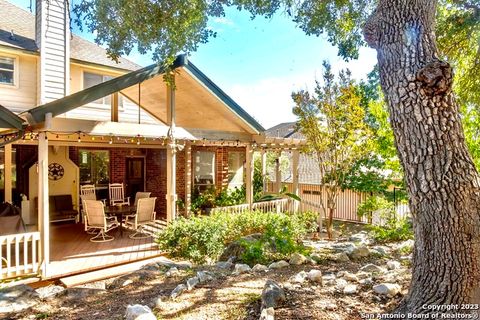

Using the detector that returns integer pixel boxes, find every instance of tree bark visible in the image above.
[364,0,480,314]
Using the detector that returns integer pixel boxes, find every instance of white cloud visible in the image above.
[212,17,234,26]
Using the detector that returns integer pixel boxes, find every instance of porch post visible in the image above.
[38,114,51,277]
[275,152,282,193]
[4,143,12,203]
[292,150,300,213]
[261,149,267,193]
[184,141,192,217]
[166,81,177,222]
[245,144,254,209]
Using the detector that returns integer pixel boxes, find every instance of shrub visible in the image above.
[368,217,413,243]
[156,210,317,264]
[357,195,395,221]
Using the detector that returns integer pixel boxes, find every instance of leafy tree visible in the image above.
[74,0,480,313]
[292,62,373,239]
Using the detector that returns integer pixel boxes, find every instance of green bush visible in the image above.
[156,210,317,264]
[357,195,395,220]
[368,217,413,243]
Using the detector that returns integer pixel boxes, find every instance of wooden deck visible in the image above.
[47,223,163,279]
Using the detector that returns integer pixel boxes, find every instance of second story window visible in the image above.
[0,57,15,86]
[83,72,123,106]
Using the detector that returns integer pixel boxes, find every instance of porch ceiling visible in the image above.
[22,55,264,135]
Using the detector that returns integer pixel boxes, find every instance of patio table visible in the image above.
[105,205,136,237]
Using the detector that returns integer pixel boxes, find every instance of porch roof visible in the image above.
[22,55,265,135]
[0,104,25,130]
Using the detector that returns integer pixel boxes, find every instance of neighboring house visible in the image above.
[265,122,322,184]
[0,0,301,280]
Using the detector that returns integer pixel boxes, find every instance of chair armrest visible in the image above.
[106,216,118,223]
[101,199,107,205]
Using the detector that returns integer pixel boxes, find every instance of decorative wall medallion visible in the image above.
[48,163,64,180]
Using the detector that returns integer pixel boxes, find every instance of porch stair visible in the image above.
[59,255,173,287]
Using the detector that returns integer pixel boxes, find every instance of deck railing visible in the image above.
[211,198,294,215]
[0,232,41,280]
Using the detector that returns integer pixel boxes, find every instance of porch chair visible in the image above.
[124,197,156,239]
[80,184,97,234]
[83,200,119,242]
[134,192,151,207]
[109,183,130,206]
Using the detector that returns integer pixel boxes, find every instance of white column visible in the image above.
[275,152,282,193]
[245,144,254,209]
[4,144,12,203]
[38,131,49,278]
[166,82,177,222]
[261,149,267,193]
[292,150,300,213]
[184,141,192,217]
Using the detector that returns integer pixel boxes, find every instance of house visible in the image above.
[0,0,301,281]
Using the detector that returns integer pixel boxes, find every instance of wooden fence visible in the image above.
[0,231,41,280]
[267,182,369,223]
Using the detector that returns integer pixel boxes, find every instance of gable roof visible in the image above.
[0,0,140,71]
[23,55,265,134]
[266,122,304,139]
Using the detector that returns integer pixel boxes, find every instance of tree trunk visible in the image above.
[364,0,480,314]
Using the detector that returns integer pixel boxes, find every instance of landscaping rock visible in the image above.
[373,283,401,297]
[233,263,251,275]
[170,284,187,299]
[331,242,356,255]
[262,280,286,309]
[291,271,308,284]
[356,271,371,280]
[186,276,200,290]
[359,278,373,286]
[165,267,179,277]
[0,284,39,314]
[322,273,336,285]
[219,233,262,262]
[335,279,348,291]
[343,284,358,295]
[396,239,414,252]
[349,245,370,260]
[307,269,323,283]
[35,285,65,299]
[252,264,269,272]
[359,264,385,273]
[349,232,369,244]
[125,304,156,320]
[372,245,390,256]
[343,272,358,282]
[260,307,275,320]
[387,261,402,270]
[330,252,350,262]
[216,261,234,270]
[289,253,307,265]
[141,262,160,271]
[122,279,134,287]
[268,260,289,269]
[197,271,214,283]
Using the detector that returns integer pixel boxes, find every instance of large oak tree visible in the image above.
[74,0,480,314]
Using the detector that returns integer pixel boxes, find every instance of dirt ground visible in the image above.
[9,222,409,320]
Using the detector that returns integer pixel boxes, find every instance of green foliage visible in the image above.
[369,217,413,244]
[156,210,317,264]
[357,195,394,220]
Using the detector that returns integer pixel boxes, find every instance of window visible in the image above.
[79,150,110,186]
[194,151,215,192]
[83,72,123,106]
[228,152,245,189]
[0,57,15,85]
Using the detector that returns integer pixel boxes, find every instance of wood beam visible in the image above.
[38,131,50,278]
[245,144,254,209]
[4,144,12,203]
[292,150,300,213]
[166,81,177,222]
[110,93,119,122]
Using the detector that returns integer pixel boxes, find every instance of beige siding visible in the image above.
[64,64,158,124]
[0,51,38,113]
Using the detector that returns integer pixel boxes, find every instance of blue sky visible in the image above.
[12,1,377,128]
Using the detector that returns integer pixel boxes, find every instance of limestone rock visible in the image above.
[291,271,308,284]
[233,263,251,275]
[35,285,65,300]
[330,252,350,262]
[166,267,179,277]
[170,284,187,299]
[0,284,39,314]
[343,284,358,295]
[373,283,401,297]
[197,271,214,283]
[343,272,358,282]
[349,245,370,260]
[335,279,348,291]
[186,276,200,290]
[268,260,289,269]
[260,307,275,320]
[289,253,307,265]
[216,261,234,270]
[252,264,269,272]
[359,264,385,273]
[307,269,323,283]
[387,261,401,270]
[125,304,156,320]
[262,280,286,309]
